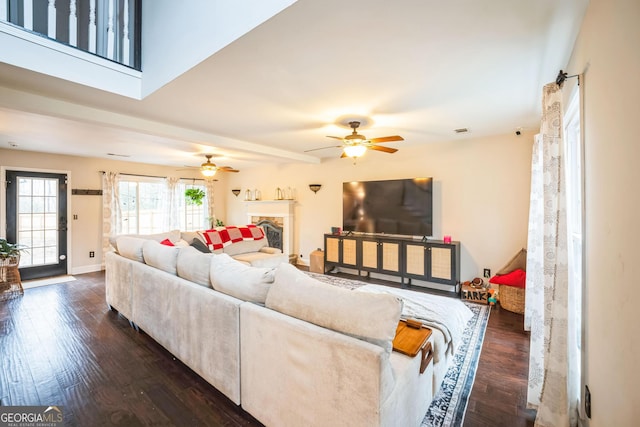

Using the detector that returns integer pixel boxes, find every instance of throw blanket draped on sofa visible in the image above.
[200,225,265,250]
[357,284,473,358]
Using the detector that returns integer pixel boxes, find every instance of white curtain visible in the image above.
[101,172,121,265]
[205,178,216,228]
[524,82,578,426]
[163,177,181,231]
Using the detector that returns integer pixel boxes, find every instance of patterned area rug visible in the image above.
[306,272,491,427]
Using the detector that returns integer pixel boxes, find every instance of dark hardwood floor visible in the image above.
[0,272,535,426]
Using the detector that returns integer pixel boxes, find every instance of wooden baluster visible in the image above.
[89,0,97,53]
[23,0,33,30]
[107,0,115,60]
[122,0,130,65]
[47,0,56,38]
[69,0,77,46]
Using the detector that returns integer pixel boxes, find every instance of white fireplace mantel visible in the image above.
[246,200,295,259]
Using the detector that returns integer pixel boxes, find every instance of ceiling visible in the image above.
[0,0,588,170]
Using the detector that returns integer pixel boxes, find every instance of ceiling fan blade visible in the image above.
[218,166,239,172]
[368,135,404,143]
[304,145,342,153]
[326,136,344,140]
[368,145,398,153]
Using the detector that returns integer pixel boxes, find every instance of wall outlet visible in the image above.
[483,268,491,278]
[89,251,95,258]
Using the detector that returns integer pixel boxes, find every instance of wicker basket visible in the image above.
[499,284,525,314]
[0,255,23,300]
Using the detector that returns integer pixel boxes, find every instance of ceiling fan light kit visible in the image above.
[343,144,367,158]
[198,154,240,177]
[306,120,403,159]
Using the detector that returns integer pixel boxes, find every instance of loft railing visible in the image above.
[1,0,141,70]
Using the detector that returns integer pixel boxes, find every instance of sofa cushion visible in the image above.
[223,239,268,256]
[176,246,213,287]
[210,254,275,303]
[142,240,179,275]
[266,263,402,353]
[116,236,147,263]
[190,238,212,253]
[181,231,206,244]
[110,230,181,251]
[232,251,289,268]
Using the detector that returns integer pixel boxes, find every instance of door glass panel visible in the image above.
[16,177,59,268]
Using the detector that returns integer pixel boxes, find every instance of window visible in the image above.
[178,181,209,231]
[564,85,584,416]
[117,177,209,234]
[119,178,165,235]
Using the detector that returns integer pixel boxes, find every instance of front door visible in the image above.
[5,170,68,280]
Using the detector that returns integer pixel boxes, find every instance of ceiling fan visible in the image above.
[187,154,239,177]
[305,121,404,159]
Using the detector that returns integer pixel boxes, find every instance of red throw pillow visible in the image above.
[160,238,175,247]
[489,268,526,288]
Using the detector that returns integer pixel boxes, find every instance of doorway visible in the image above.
[5,170,68,280]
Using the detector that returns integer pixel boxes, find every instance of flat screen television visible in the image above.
[342,178,433,237]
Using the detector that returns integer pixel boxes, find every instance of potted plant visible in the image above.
[0,239,27,264]
[185,188,206,206]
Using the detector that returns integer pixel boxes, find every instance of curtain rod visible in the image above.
[556,69,580,86]
[99,171,213,181]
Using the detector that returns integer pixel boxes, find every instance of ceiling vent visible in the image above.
[107,153,131,157]
[454,128,469,134]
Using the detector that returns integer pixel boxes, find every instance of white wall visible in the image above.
[141,0,297,96]
[225,132,533,281]
[566,0,640,424]
[0,149,226,274]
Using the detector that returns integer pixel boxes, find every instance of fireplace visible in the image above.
[247,200,295,262]
[255,219,283,251]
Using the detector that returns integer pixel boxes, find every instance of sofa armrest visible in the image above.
[240,302,395,427]
[259,247,282,254]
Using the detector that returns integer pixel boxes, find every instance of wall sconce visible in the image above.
[309,184,322,194]
[231,189,241,197]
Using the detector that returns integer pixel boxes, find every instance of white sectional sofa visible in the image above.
[105,235,435,427]
[110,228,289,268]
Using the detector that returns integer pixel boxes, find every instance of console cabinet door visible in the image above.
[404,241,427,279]
[325,236,341,264]
[379,240,401,275]
[426,243,458,285]
[360,239,379,272]
[341,237,359,268]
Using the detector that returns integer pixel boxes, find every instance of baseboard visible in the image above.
[71,264,103,275]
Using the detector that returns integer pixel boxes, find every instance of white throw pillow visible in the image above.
[177,246,213,287]
[209,253,275,303]
[266,263,402,353]
[116,236,147,263]
[142,240,179,275]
